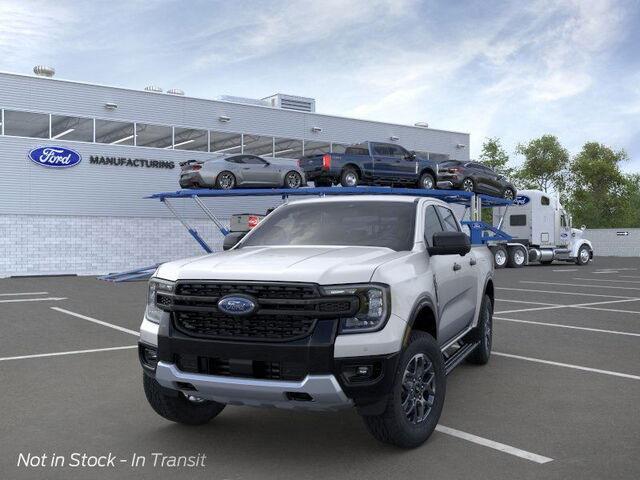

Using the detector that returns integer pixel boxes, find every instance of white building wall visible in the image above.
[584,229,640,257]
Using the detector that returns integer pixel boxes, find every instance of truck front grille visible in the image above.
[174,353,307,381]
[164,281,358,342]
[173,311,316,342]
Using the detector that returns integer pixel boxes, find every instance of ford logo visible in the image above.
[217,295,257,316]
[513,195,530,206]
[28,146,82,168]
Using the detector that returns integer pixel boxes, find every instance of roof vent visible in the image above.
[33,65,55,77]
[167,88,185,96]
[414,122,429,128]
[144,85,163,93]
[262,93,316,113]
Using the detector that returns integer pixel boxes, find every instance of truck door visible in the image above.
[370,143,395,182]
[424,205,478,345]
[558,211,571,246]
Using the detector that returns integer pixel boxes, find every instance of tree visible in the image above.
[515,135,569,193]
[567,142,633,228]
[479,137,514,178]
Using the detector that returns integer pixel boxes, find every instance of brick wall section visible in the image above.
[0,215,230,277]
[584,228,640,257]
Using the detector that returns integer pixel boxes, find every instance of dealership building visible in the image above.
[0,68,471,277]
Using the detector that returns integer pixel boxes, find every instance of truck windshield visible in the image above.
[240,201,416,251]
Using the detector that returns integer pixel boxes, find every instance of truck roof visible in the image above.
[288,194,449,207]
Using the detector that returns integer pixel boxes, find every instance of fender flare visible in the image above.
[571,238,593,258]
[402,294,439,346]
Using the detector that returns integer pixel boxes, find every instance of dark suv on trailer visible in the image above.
[437,160,516,199]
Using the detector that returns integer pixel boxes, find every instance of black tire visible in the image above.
[361,331,446,449]
[576,245,591,265]
[215,171,236,190]
[314,179,333,187]
[506,246,526,268]
[466,294,493,365]
[491,245,508,269]
[340,167,359,187]
[461,177,475,192]
[418,172,435,190]
[143,375,225,425]
[503,188,515,200]
[284,170,303,189]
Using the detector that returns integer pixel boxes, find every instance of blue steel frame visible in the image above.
[147,187,513,250]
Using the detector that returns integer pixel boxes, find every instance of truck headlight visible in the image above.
[145,278,175,324]
[322,284,391,334]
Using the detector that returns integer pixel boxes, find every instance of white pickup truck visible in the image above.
[139,195,495,448]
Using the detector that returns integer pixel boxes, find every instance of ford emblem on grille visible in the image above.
[217,295,257,316]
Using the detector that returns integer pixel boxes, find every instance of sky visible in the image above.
[1,0,639,170]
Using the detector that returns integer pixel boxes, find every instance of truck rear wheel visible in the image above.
[361,331,446,448]
[340,167,359,187]
[490,245,508,269]
[418,172,435,190]
[143,375,225,425]
[507,246,526,268]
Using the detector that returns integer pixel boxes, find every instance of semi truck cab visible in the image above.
[491,189,593,267]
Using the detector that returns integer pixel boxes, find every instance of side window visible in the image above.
[226,156,243,164]
[372,144,390,156]
[560,215,567,227]
[510,215,527,226]
[436,206,460,232]
[243,156,267,165]
[387,145,407,158]
[424,205,444,247]
[541,196,550,206]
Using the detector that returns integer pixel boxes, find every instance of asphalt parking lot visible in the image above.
[1,257,639,480]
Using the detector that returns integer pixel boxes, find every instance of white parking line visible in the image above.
[496,299,560,306]
[495,298,640,315]
[0,345,137,362]
[521,281,640,291]
[0,297,67,304]
[574,306,640,315]
[0,291,49,296]
[497,287,638,299]
[494,316,640,337]
[51,307,138,336]
[435,425,553,464]
[493,352,640,381]
[573,277,640,284]
[552,269,578,272]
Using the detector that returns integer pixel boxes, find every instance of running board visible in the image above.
[444,342,479,375]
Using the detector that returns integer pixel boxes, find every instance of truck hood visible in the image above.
[155,246,406,285]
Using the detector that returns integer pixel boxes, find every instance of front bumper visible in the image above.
[155,361,351,411]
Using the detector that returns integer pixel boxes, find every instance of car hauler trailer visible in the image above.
[489,189,593,268]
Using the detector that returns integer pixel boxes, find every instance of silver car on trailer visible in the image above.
[180,154,307,189]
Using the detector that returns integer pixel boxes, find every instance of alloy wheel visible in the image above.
[580,247,590,263]
[504,189,515,200]
[422,176,434,189]
[286,172,302,188]
[462,179,474,192]
[495,249,507,267]
[345,172,358,187]
[218,173,235,189]
[401,353,436,424]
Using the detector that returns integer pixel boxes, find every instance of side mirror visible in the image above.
[427,231,471,256]
[223,232,246,251]
[405,152,416,160]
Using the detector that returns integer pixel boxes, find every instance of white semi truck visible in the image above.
[489,189,593,268]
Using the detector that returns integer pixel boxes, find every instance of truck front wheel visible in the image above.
[576,245,591,265]
[143,375,225,425]
[361,331,446,448]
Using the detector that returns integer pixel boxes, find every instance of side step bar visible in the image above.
[444,342,479,375]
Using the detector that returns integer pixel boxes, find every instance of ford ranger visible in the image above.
[298,142,440,190]
[139,195,494,448]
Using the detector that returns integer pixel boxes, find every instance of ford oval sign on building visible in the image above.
[28,146,82,168]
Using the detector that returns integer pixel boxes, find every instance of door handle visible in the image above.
[469,257,477,266]
[453,263,461,271]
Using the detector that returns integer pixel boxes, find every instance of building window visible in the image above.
[331,143,349,154]
[303,140,331,156]
[243,135,274,156]
[3,110,49,138]
[173,127,208,151]
[51,115,93,142]
[211,131,242,154]
[273,137,303,158]
[95,119,134,145]
[135,123,172,149]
